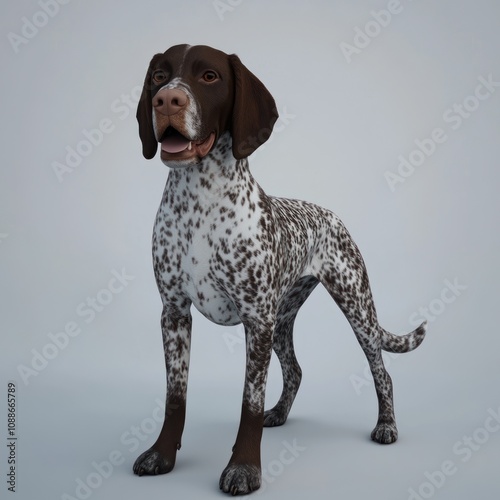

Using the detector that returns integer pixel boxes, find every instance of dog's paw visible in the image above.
[371,422,398,444]
[133,447,175,476]
[219,464,261,495]
[263,407,287,427]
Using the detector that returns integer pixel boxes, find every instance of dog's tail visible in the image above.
[381,321,427,353]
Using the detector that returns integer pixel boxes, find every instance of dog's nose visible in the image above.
[153,88,188,116]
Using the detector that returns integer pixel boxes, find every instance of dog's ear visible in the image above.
[136,54,162,160]
[228,54,279,160]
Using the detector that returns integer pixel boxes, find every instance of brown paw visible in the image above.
[219,464,261,495]
[133,447,176,476]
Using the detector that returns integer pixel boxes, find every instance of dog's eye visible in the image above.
[152,70,168,84]
[201,70,219,83]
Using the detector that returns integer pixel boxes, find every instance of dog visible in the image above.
[133,44,427,495]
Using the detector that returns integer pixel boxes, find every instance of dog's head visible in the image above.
[136,44,279,166]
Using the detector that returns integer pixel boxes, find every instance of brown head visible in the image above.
[136,44,279,166]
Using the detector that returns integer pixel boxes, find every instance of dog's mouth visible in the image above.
[160,127,216,161]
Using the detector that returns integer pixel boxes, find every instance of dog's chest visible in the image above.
[153,166,265,325]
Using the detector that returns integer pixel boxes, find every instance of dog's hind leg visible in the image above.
[264,275,319,427]
[317,220,426,443]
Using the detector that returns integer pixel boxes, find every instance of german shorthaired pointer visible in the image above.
[133,44,427,495]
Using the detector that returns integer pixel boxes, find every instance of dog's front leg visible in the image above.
[220,319,273,495]
[134,304,192,476]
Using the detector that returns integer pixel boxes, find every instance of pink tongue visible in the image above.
[161,135,191,153]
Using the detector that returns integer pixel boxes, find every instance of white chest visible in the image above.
[152,163,266,326]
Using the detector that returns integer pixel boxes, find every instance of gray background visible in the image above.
[1,0,499,499]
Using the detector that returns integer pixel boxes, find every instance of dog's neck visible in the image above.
[163,132,258,204]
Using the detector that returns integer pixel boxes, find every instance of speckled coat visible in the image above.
[132,44,427,495]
